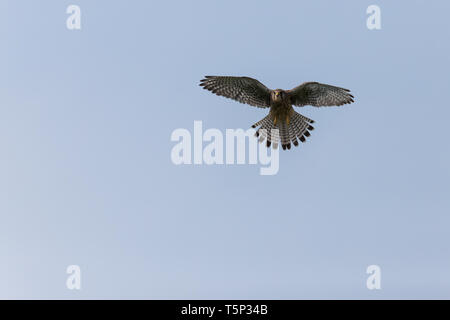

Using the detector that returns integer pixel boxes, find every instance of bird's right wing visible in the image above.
[200,76,271,108]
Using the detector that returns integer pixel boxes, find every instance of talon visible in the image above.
[286,116,290,126]
[273,116,277,126]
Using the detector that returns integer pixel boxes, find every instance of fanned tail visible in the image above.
[251,115,280,149]
[251,111,315,150]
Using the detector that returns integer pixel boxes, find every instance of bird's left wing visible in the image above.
[288,82,354,107]
[200,76,271,108]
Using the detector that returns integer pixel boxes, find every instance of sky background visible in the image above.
[1,0,449,299]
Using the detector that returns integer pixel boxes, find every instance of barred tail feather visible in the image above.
[289,111,315,147]
[251,115,279,149]
[251,111,315,150]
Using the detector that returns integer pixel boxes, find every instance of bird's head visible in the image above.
[271,89,285,102]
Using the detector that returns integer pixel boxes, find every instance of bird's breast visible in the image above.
[270,103,294,125]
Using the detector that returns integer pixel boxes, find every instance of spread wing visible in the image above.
[200,76,271,108]
[288,82,354,107]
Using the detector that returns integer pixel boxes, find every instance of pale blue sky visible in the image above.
[1,0,449,299]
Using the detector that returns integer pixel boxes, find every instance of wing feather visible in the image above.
[288,82,354,107]
[200,76,271,108]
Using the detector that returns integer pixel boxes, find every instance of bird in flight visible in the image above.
[200,76,354,150]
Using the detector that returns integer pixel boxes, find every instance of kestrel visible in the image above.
[200,76,354,150]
